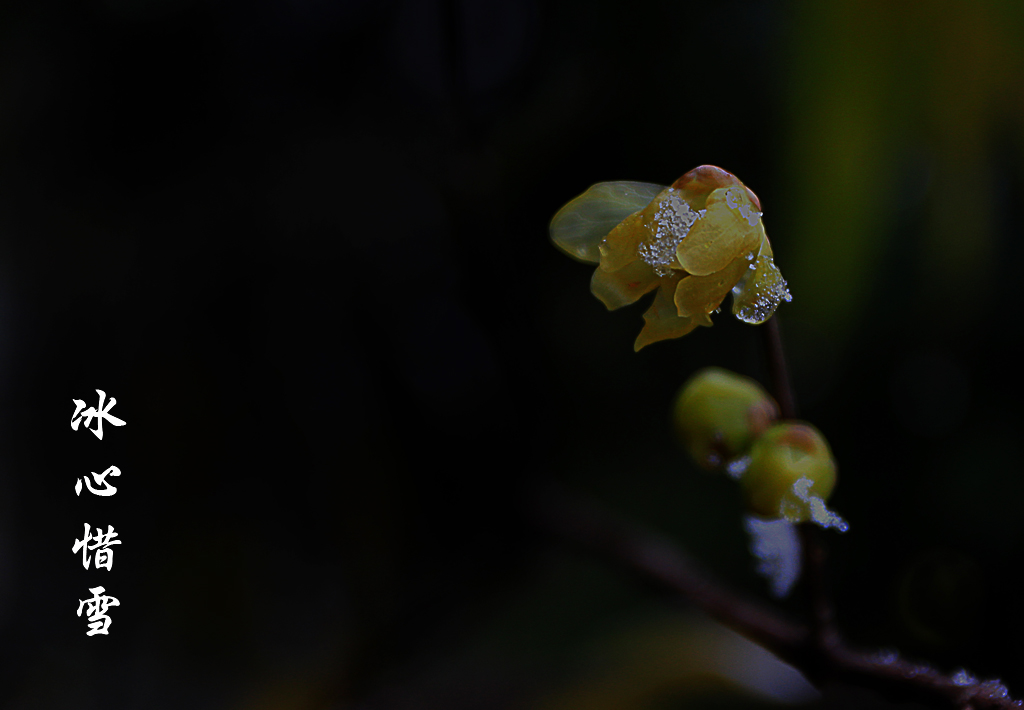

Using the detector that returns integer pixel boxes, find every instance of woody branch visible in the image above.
[535,484,1021,710]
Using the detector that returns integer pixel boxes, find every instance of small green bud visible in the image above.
[673,367,779,470]
[741,422,837,520]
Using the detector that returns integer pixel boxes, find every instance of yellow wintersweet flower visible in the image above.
[550,166,791,350]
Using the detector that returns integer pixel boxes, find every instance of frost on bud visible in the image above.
[740,422,837,521]
[673,367,779,470]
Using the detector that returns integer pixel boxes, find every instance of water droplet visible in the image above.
[733,255,792,325]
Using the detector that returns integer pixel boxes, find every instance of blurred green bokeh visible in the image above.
[783,0,1024,341]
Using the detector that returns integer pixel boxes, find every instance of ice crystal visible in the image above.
[903,665,932,679]
[952,669,978,687]
[875,649,900,665]
[732,254,792,325]
[745,515,801,598]
[725,455,751,480]
[978,680,1009,700]
[637,189,704,277]
[788,477,849,532]
[724,187,762,226]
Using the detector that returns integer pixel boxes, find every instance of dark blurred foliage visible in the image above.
[2,0,1024,708]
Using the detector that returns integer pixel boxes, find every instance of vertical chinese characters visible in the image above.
[72,524,121,571]
[71,390,126,440]
[71,390,126,636]
[76,586,120,637]
[75,466,120,497]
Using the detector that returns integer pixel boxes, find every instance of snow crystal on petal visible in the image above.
[732,253,791,325]
[637,190,703,277]
[791,477,850,532]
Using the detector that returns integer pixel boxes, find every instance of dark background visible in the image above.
[3,0,1024,708]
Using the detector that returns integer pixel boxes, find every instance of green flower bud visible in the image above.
[673,367,779,470]
[741,422,837,521]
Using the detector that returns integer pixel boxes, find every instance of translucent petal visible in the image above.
[674,253,753,318]
[670,165,761,212]
[676,187,764,276]
[692,311,714,327]
[597,210,647,272]
[634,284,700,351]
[590,258,661,310]
[731,234,793,325]
[550,181,665,264]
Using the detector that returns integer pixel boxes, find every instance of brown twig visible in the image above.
[535,485,1022,710]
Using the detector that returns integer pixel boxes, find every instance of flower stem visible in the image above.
[762,315,797,420]
[760,315,839,648]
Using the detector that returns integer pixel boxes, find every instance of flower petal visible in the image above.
[590,258,661,310]
[550,181,664,264]
[675,187,764,276]
[674,252,754,319]
[731,233,793,324]
[634,284,700,351]
[597,210,648,272]
[671,165,761,211]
